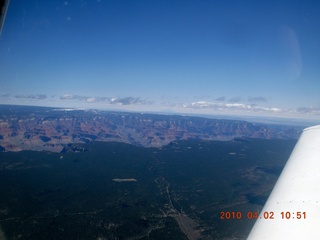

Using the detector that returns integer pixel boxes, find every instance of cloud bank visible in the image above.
[59,94,147,106]
[1,93,319,120]
[183,101,283,114]
[14,94,47,100]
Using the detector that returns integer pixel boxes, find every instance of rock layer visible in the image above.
[0,105,302,152]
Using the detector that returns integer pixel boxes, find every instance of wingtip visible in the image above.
[303,125,320,132]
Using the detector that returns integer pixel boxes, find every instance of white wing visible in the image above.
[247,125,320,239]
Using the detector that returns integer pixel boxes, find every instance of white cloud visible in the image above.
[109,97,147,105]
[58,94,148,106]
[60,94,109,103]
[184,101,287,115]
[60,94,84,100]
[1,93,319,120]
[86,97,96,103]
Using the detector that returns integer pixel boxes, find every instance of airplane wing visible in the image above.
[247,125,320,239]
[0,0,10,34]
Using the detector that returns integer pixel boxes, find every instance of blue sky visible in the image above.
[1,0,320,120]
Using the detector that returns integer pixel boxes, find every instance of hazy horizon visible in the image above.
[1,1,320,121]
[0,103,317,127]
